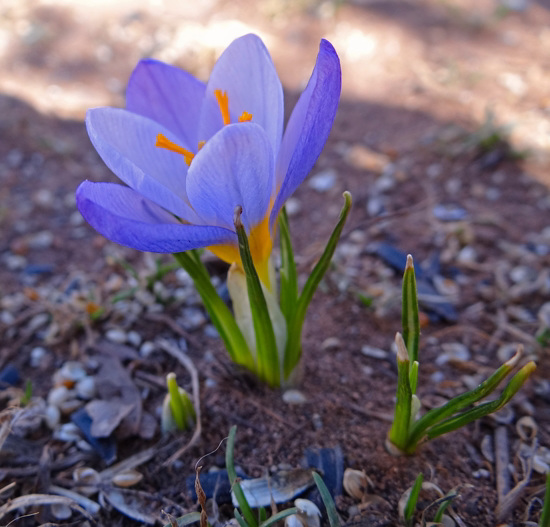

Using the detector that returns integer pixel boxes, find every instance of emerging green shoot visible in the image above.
[387,255,536,454]
[402,473,423,526]
[161,373,195,433]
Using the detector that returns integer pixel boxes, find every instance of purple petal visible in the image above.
[76,181,236,253]
[86,107,200,222]
[198,34,284,159]
[186,123,274,232]
[126,59,206,149]
[270,39,341,226]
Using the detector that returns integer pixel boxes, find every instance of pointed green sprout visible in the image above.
[283,191,352,378]
[162,372,195,433]
[403,472,423,526]
[388,255,536,454]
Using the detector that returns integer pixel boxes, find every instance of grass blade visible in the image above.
[173,251,255,370]
[234,207,280,387]
[234,509,249,527]
[283,191,352,378]
[227,426,257,527]
[162,511,202,527]
[278,207,298,323]
[258,508,298,527]
[404,473,423,525]
[312,472,340,527]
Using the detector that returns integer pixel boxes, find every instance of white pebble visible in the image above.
[55,361,87,383]
[282,389,308,405]
[48,385,71,407]
[27,230,54,249]
[30,347,48,367]
[285,197,302,216]
[361,345,387,359]
[139,341,156,357]
[76,376,96,399]
[55,423,82,442]
[44,404,61,429]
[308,169,337,192]
[457,246,477,264]
[106,328,127,344]
[127,330,142,347]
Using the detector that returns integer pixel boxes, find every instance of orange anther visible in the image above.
[238,111,253,122]
[214,89,231,126]
[155,134,195,166]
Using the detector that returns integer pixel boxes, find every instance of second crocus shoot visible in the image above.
[76,34,347,387]
[387,255,536,455]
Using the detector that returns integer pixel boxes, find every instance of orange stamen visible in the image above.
[155,133,195,166]
[239,111,253,122]
[198,140,206,151]
[214,89,231,126]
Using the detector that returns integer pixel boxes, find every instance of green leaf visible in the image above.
[227,426,257,527]
[424,361,536,441]
[406,349,527,450]
[173,251,255,371]
[432,490,458,523]
[388,333,412,451]
[234,509,249,527]
[278,207,298,323]
[234,207,280,387]
[162,511,201,527]
[284,191,352,378]
[402,255,419,366]
[258,508,298,527]
[404,473,423,525]
[312,472,340,527]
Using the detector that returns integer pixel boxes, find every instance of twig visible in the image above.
[0,494,95,523]
[145,313,202,348]
[159,339,202,465]
[495,426,510,506]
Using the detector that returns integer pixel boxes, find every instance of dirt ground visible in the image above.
[1,0,550,525]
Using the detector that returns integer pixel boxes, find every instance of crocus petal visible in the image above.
[76,181,236,253]
[186,123,274,232]
[126,59,206,149]
[270,39,341,226]
[86,107,200,223]
[198,34,284,158]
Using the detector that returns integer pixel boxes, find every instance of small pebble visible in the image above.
[30,346,48,367]
[457,246,477,264]
[127,330,142,347]
[48,385,72,407]
[203,324,219,338]
[282,389,307,405]
[285,197,302,216]
[55,422,82,442]
[76,377,96,400]
[54,361,87,384]
[27,230,54,250]
[321,337,341,350]
[308,169,337,192]
[44,404,61,429]
[361,345,387,359]
[139,341,156,357]
[106,328,127,344]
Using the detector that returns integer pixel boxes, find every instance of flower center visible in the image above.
[155,90,252,166]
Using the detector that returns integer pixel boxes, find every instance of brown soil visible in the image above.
[1,1,549,526]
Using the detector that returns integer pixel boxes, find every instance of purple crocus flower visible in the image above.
[76,34,341,287]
